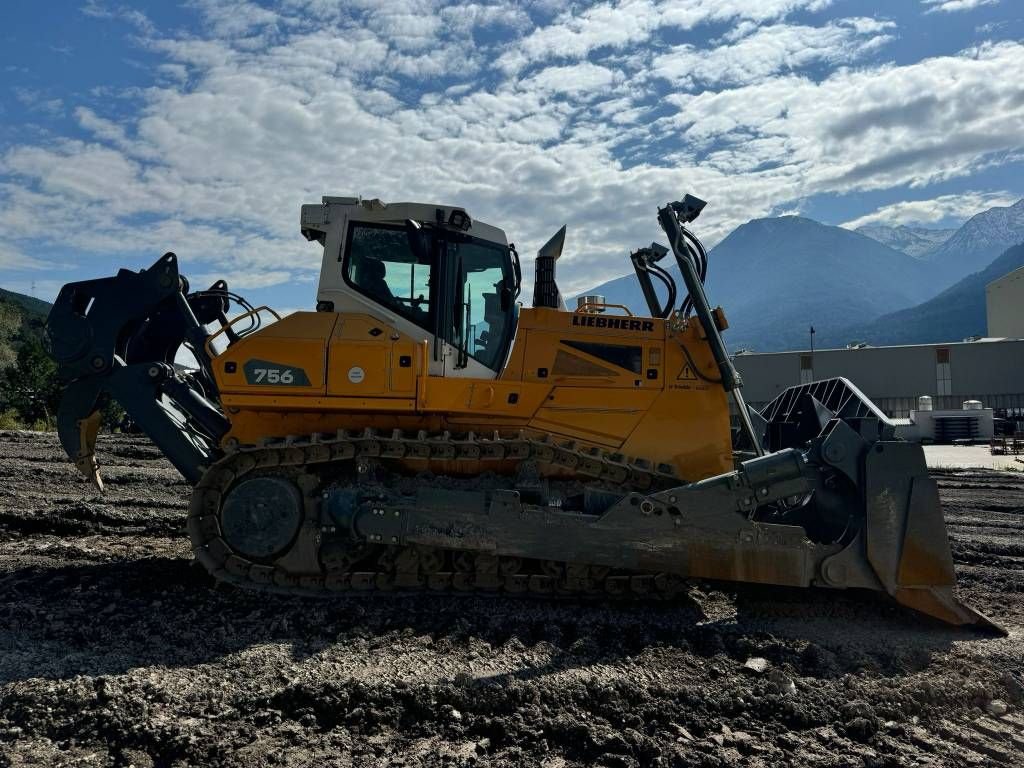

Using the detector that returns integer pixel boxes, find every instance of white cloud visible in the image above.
[2,2,1023,299]
[652,18,894,88]
[81,1,156,34]
[12,87,64,117]
[663,41,1024,194]
[439,3,532,34]
[192,269,299,290]
[840,191,1020,229]
[520,62,620,95]
[494,0,835,74]
[363,4,442,52]
[0,243,50,271]
[74,107,129,146]
[189,0,281,39]
[922,0,999,14]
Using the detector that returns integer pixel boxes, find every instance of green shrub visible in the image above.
[0,409,21,429]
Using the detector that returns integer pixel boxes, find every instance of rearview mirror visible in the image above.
[499,285,513,311]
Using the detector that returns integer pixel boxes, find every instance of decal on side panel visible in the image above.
[243,359,311,386]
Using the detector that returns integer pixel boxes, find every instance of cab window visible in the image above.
[343,223,431,329]
[449,238,514,371]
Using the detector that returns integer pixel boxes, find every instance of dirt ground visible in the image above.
[1,431,1022,768]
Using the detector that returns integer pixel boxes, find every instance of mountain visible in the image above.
[825,242,1024,347]
[925,199,1024,285]
[855,224,955,258]
[0,288,50,368]
[579,216,940,352]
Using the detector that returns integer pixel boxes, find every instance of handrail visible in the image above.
[574,302,634,316]
[417,339,429,407]
[204,305,281,358]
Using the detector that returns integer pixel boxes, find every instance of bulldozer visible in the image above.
[45,194,999,631]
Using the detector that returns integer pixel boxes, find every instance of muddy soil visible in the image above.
[1,430,1022,767]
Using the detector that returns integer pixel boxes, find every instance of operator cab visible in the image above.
[301,196,522,378]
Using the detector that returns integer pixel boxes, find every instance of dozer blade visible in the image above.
[865,453,1001,631]
[761,378,1004,633]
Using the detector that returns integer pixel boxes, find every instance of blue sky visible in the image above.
[1,0,1023,311]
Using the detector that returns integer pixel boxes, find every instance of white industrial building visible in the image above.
[732,264,1024,442]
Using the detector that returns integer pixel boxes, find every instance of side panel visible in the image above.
[422,379,551,420]
[326,316,416,398]
[530,387,659,446]
[511,308,733,476]
[215,312,337,396]
[621,321,733,479]
[513,310,664,446]
[215,311,423,445]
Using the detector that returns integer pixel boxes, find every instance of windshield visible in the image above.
[342,221,516,372]
[344,223,432,329]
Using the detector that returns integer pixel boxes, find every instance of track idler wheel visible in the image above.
[220,476,303,561]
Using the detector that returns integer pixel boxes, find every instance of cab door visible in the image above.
[439,234,517,379]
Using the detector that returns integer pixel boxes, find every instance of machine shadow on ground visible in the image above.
[0,553,985,687]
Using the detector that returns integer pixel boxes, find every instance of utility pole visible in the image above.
[809,325,816,380]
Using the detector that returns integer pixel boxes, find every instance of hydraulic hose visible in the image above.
[658,202,764,456]
[679,228,708,317]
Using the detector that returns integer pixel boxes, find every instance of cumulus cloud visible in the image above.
[1,1,1023,297]
[921,0,999,14]
[521,62,620,96]
[840,190,1020,229]
[652,18,895,88]
[495,0,835,74]
[664,41,1024,195]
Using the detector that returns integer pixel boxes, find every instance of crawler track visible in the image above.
[188,429,693,599]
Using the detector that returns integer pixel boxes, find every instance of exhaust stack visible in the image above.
[533,225,566,309]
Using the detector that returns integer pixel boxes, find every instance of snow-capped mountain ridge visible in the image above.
[855,224,956,258]
[927,198,1024,277]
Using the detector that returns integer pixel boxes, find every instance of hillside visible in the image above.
[0,288,50,367]
[827,242,1024,347]
[925,199,1024,286]
[0,287,52,318]
[579,216,940,352]
[855,224,955,258]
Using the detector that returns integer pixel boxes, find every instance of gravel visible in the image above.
[1,430,1023,767]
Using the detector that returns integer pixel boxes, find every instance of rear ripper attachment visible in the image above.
[44,197,1001,633]
[46,253,233,488]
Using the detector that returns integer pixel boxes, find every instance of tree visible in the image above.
[0,336,61,426]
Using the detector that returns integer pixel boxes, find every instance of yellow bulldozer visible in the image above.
[45,194,998,630]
